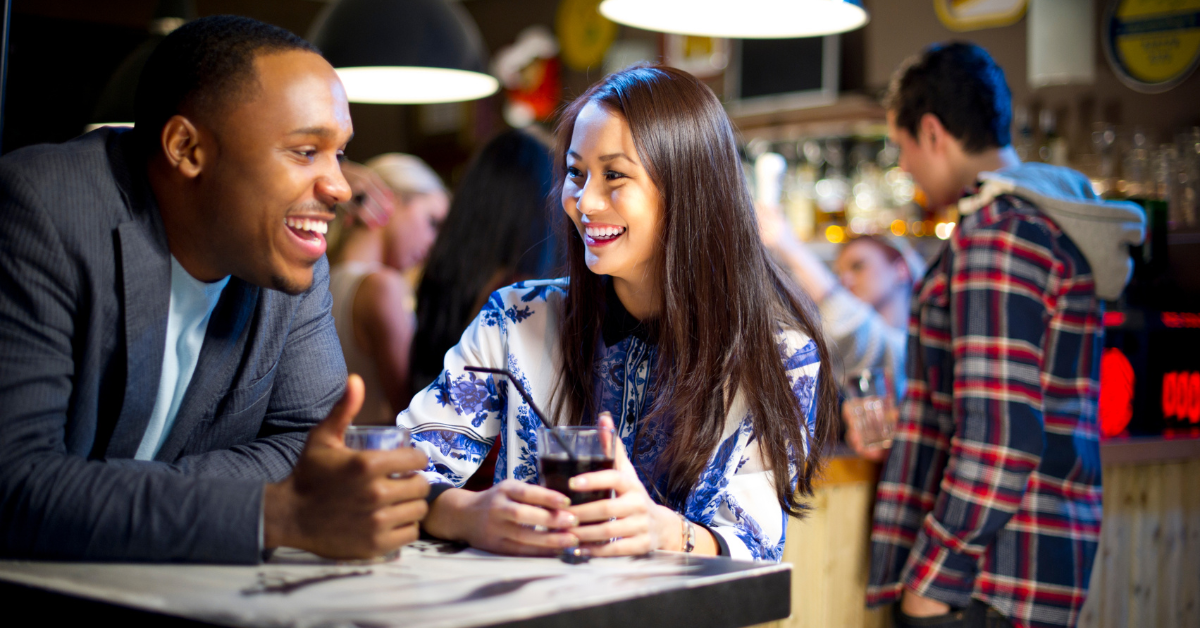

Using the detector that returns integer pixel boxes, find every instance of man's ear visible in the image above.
[159,115,206,179]
[919,113,949,154]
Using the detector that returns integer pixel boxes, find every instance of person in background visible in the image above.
[0,15,429,563]
[409,129,558,396]
[866,42,1144,628]
[400,65,838,561]
[759,206,922,462]
[328,155,449,422]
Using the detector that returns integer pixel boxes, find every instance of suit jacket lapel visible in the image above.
[154,278,259,462]
[106,215,171,459]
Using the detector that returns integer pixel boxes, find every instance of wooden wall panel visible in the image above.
[1068,458,1200,628]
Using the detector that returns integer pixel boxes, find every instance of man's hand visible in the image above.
[263,374,430,559]
[900,588,951,617]
[843,403,891,463]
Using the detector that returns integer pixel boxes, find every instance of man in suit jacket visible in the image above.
[0,16,429,563]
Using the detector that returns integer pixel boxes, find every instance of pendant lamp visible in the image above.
[598,0,868,38]
[88,0,194,131]
[308,0,499,104]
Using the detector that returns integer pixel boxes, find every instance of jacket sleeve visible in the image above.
[0,162,324,564]
[398,292,510,489]
[895,215,1053,606]
[819,287,908,397]
[690,331,822,562]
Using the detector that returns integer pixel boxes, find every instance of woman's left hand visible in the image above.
[565,413,680,556]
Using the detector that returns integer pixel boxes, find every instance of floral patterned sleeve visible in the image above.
[397,295,514,487]
[682,329,821,562]
[397,280,564,489]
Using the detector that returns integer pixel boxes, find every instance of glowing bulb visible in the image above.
[599,0,868,38]
[890,219,906,237]
[825,225,846,244]
[335,67,499,104]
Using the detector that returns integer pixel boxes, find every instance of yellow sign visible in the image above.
[1105,0,1200,92]
[556,0,619,71]
[935,0,1027,32]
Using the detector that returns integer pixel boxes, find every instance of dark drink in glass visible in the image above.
[539,455,615,505]
[536,425,617,504]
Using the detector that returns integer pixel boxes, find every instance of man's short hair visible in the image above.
[884,42,1012,153]
[133,15,320,154]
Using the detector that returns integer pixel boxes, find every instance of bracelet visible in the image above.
[676,512,696,553]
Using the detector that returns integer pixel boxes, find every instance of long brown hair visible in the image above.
[550,66,837,516]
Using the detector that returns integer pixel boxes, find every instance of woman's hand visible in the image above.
[423,482,580,556]
[565,413,680,556]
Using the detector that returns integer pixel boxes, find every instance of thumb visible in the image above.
[311,374,364,447]
[597,412,631,472]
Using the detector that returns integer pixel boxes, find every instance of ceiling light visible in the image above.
[598,0,868,38]
[309,0,500,104]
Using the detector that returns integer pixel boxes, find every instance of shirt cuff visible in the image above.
[696,522,729,557]
[900,527,979,608]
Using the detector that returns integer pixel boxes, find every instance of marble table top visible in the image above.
[0,542,791,628]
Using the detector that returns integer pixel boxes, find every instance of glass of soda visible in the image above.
[844,368,897,449]
[537,424,616,562]
[536,425,616,505]
[342,425,412,563]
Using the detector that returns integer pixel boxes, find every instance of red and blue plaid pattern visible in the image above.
[866,193,1103,628]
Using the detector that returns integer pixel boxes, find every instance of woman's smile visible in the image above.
[582,221,627,246]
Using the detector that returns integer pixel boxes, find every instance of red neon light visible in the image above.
[1162,370,1200,424]
[1162,312,1200,328]
[1103,311,1126,327]
[1099,348,1134,437]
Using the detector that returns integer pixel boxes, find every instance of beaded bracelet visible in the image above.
[676,512,696,553]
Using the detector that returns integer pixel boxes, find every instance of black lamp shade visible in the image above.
[308,0,498,103]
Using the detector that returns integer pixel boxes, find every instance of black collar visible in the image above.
[600,279,656,347]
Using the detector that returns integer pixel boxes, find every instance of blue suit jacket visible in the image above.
[0,128,347,563]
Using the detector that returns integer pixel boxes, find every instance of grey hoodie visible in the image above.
[957,162,1147,300]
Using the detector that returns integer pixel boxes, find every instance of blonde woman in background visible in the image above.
[329,154,450,423]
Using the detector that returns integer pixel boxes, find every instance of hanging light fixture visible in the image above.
[88,0,194,131]
[598,0,868,39]
[308,0,499,104]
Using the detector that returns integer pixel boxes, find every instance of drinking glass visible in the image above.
[844,368,896,449]
[537,425,616,563]
[536,426,616,505]
[342,425,412,563]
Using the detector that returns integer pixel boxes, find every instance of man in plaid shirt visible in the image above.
[863,43,1145,628]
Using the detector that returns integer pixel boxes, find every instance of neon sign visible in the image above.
[1162,371,1200,423]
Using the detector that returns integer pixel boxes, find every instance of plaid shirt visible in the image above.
[866,192,1104,628]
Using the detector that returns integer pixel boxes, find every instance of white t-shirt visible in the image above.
[134,256,230,461]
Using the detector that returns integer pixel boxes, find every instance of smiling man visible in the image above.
[0,16,428,563]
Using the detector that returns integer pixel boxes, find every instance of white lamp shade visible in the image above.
[598,0,868,39]
[335,67,500,104]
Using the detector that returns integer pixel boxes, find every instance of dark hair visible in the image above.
[133,15,319,154]
[551,66,837,516]
[410,129,558,394]
[885,42,1012,152]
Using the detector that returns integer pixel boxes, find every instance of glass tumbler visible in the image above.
[342,425,412,563]
[845,368,897,449]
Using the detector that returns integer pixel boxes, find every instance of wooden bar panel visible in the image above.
[1075,458,1200,628]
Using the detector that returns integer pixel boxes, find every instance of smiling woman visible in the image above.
[400,65,838,563]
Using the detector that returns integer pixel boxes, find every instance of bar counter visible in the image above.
[754,433,1200,628]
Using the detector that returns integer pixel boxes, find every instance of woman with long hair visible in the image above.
[400,65,837,561]
[409,129,558,396]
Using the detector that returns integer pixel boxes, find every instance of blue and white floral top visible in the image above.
[398,278,822,562]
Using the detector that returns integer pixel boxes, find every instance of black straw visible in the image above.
[462,366,575,461]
